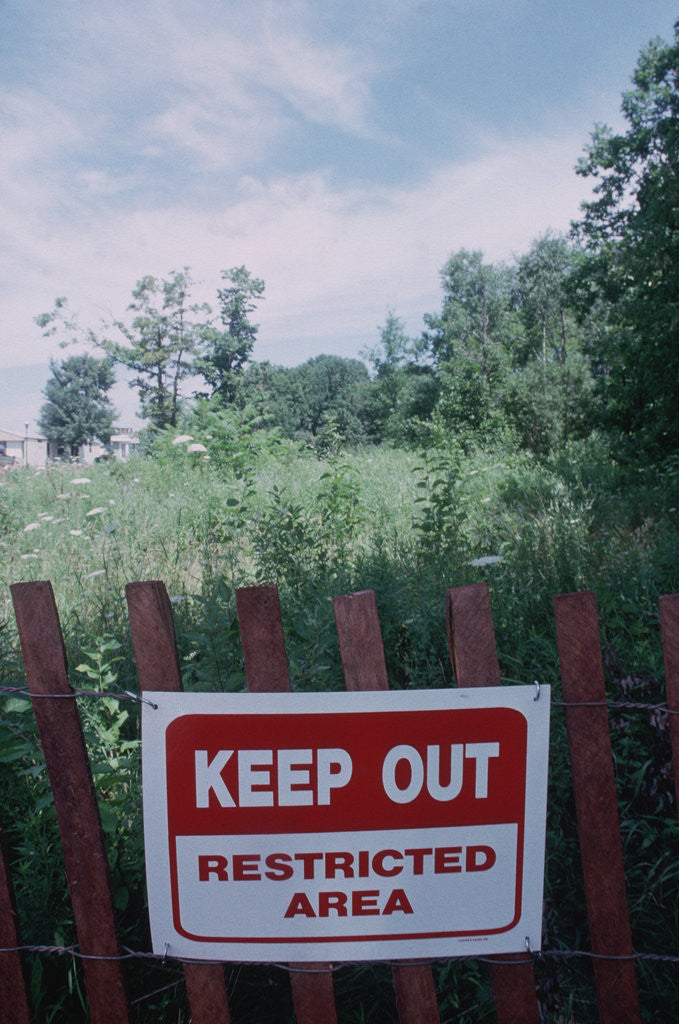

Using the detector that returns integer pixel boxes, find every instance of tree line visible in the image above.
[38,23,679,461]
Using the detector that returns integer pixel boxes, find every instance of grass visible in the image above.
[1,429,678,1022]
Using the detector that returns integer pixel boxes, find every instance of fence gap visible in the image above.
[10,581,129,1024]
[553,590,641,1024]
[659,594,679,814]
[235,585,338,1024]
[0,821,32,1024]
[446,582,541,1024]
[333,588,440,1024]
[126,581,232,1024]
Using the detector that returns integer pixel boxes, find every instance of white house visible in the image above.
[0,427,140,467]
[51,427,141,464]
[108,429,141,461]
[0,428,49,468]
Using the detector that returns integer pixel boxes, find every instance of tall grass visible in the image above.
[1,430,678,1021]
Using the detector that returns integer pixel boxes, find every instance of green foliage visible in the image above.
[38,354,115,450]
[363,313,439,443]
[572,21,679,455]
[103,268,210,429]
[501,353,600,454]
[516,232,582,365]
[242,353,371,445]
[423,249,521,368]
[195,266,265,404]
[1,438,679,1021]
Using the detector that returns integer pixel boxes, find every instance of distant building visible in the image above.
[108,428,141,461]
[0,428,49,468]
[0,426,140,467]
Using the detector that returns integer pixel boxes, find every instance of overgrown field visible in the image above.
[1,431,678,1022]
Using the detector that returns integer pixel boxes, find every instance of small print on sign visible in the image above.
[142,687,550,961]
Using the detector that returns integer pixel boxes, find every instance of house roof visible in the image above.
[0,428,46,442]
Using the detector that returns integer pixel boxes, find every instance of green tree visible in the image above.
[501,354,600,454]
[423,250,520,370]
[102,269,209,429]
[572,22,679,454]
[363,313,437,443]
[241,355,370,445]
[517,233,582,365]
[196,266,265,404]
[423,250,519,442]
[38,355,115,451]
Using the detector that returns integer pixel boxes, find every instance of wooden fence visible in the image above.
[1,579,678,1024]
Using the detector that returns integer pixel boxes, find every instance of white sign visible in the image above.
[142,687,550,961]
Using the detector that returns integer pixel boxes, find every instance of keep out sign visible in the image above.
[142,687,550,961]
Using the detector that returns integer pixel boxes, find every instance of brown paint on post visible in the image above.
[446,582,502,688]
[659,594,679,814]
[125,581,231,1024]
[235,584,291,693]
[446,583,540,1024]
[0,822,32,1024]
[333,589,440,1024]
[235,584,338,1024]
[10,581,129,1024]
[553,590,640,1024]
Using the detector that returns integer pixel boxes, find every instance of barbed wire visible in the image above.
[551,699,678,715]
[0,685,158,708]
[0,684,676,715]
[1,941,679,969]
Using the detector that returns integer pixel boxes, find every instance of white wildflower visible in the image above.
[172,434,193,445]
[71,477,91,485]
[86,507,106,517]
[23,522,40,532]
[187,443,207,454]
[70,529,83,536]
[109,499,116,505]
[469,555,504,567]
[20,553,38,560]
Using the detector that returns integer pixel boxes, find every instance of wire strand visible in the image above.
[0,685,676,714]
[2,942,678,968]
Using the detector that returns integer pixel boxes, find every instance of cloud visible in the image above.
[63,0,384,173]
[0,0,602,383]
[1,122,592,374]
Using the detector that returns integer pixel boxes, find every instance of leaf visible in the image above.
[98,803,118,834]
[2,696,31,714]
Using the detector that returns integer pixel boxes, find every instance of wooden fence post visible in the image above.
[553,590,640,1024]
[659,594,679,814]
[0,821,32,1024]
[125,581,232,1024]
[235,585,338,1024]
[10,581,129,1024]
[333,589,440,1024]
[446,582,541,1024]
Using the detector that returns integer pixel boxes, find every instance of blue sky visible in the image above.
[1,0,677,432]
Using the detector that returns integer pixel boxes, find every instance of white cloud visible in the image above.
[66,0,383,171]
[0,125,592,375]
[0,0,608,391]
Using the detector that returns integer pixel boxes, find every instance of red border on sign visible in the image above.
[164,707,527,944]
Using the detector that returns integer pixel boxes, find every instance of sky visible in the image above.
[1,0,677,434]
